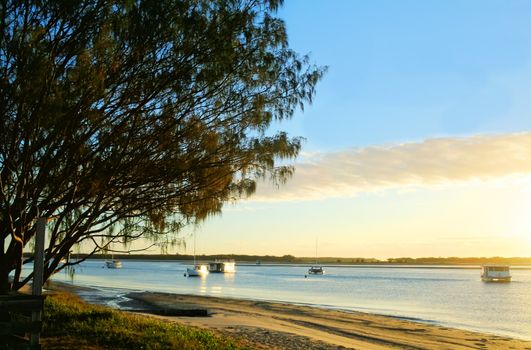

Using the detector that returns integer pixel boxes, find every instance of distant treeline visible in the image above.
[51,253,531,265]
[385,256,531,265]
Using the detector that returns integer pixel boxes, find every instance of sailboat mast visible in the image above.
[315,238,318,264]
[193,232,196,265]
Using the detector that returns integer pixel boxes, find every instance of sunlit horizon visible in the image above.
[170,132,531,259]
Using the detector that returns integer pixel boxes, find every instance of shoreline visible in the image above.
[48,278,531,342]
[47,281,531,349]
[64,257,531,269]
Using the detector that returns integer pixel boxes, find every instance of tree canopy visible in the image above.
[0,0,324,292]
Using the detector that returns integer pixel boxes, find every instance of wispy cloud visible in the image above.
[253,132,531,201]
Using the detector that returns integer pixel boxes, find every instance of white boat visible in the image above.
[481,265,511,282]
[185,232,208,277]
[208,259,236,273]
[308,266,324,275]
[307,238,325,275]
[105,259,122,269]
[186,264,209,277]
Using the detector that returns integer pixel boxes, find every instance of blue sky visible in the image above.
[179,1,531,259]
[277,0,531,150]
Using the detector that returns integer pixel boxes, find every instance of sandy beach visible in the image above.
[119,291,530,350]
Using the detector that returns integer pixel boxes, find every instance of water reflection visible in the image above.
[223,272,235,282]
[198,274,208,294]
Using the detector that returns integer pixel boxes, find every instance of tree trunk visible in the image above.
[0,261,11,323]
[0,243,16,294]
[0,263,11,295]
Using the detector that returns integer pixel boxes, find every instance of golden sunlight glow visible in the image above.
[223,263,236,273]
[509,180,531,252]
[195,264,209,277]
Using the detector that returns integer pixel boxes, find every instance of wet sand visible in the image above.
[125,291,531,350]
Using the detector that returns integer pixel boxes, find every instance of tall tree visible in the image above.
[0,0,323,293]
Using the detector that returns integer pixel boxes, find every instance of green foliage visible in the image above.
[43,292,247,350]
[0,0,324,292]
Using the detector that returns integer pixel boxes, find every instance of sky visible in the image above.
[180,0,531,259]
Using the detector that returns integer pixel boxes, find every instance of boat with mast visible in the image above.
[185,232,209,277]
[308,238,324,275]
[105,255,122,269]
[104,242,122,269]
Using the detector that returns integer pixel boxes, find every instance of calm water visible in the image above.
[50,260,531,340]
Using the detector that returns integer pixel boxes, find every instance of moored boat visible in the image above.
[307,238,324,275]
[105,259,122,269]
[186,264,209,277]
[185,231,208,277]
[308,266,324,275]
[208,259,236,273]
[481,265,511,282]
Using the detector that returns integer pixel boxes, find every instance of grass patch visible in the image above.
[42,292,248,350]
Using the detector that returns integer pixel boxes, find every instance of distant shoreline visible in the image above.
[65,258,531,269]
[45,253,531,268]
